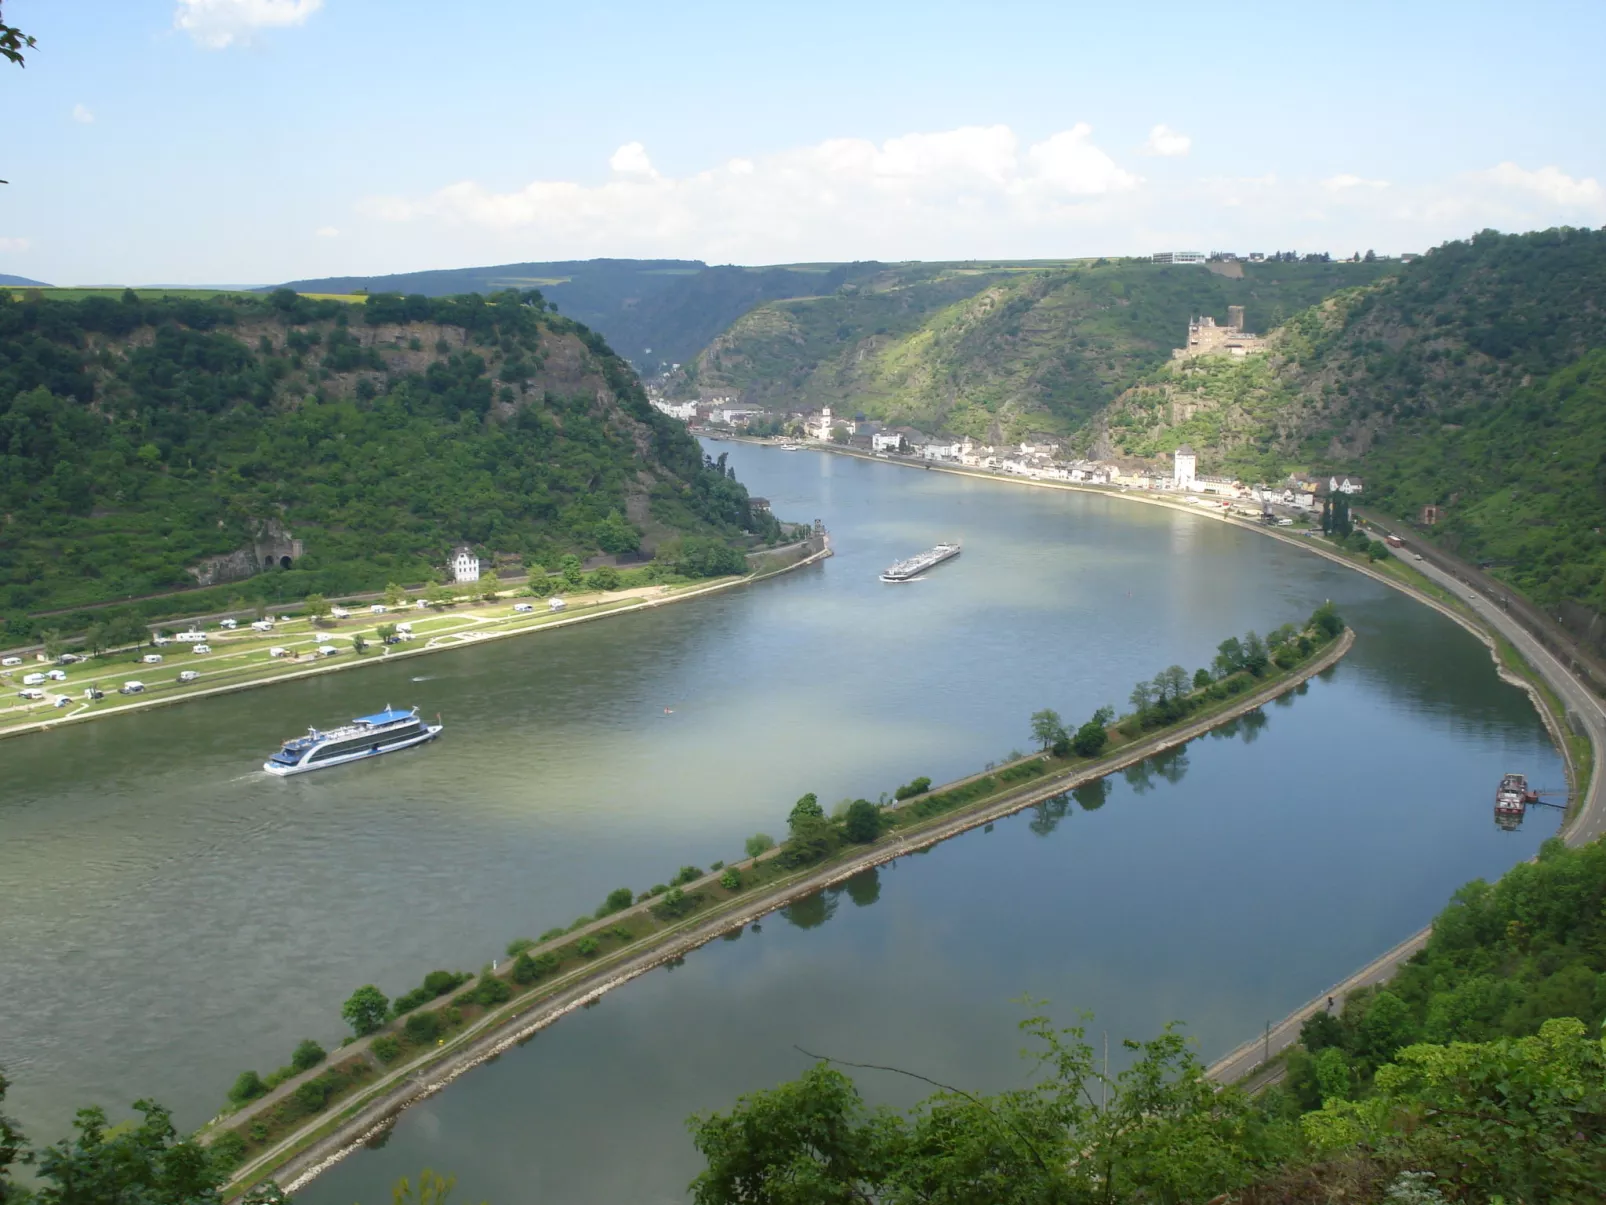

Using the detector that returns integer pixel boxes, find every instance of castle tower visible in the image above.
[1173,445,1197,491]
[1227,305,1245,332]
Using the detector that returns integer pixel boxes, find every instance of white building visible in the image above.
[449,545,480,583]
[872,431,904,453]
[922,440,962,461]
[811,407,835,441]
[1152,251,1207,265]
[1173,445,1198,490]
[650,399,698,421]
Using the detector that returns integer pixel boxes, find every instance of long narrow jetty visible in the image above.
[224,628,1354,1198]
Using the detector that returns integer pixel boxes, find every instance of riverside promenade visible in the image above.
[223,629,1354,1198]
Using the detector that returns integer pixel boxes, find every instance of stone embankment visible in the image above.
[227,629,1353,1198]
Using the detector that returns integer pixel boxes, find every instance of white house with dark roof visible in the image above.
[449,545,480,583]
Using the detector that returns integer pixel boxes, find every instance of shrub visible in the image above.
[652,886,700,920]
[371,1035,401,1063]
[293,1079,328,1114]
[511,951,538,984]
[506,937,535,957]
[710,860,724,871]
[842,799,882,843]
[609,925,632,941]
[745,833,776,859]
[290,1039,326,1073]
[539,927,567,942]
[210,1130,247,1170]
[531,951,560,976]
[720,867,742,891]
[1070,720,1109,758]
[228,1070,267,1105]
[248,1122,268,1143]
[893,776,932,801]
[576,935,600,957]
[588,565,621,591]
[470,975,512,1007]
[404,1011,440,1044]
[597,886,635,917]
[672,865,704,886]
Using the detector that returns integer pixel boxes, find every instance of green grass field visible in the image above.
[0,580,733,735]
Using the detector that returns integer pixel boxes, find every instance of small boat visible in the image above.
[264,705,441,776]
[881,541,962,583]
[1494,772,1536,816]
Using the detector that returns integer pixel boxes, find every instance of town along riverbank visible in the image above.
[217,610,1355,1196]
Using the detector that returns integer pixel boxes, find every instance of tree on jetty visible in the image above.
[1029,709,1066,752]
[341,984,389,1036]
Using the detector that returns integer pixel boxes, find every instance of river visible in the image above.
[0,445,1564,1202]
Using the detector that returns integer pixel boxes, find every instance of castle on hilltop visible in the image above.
[1172,306,1268,360]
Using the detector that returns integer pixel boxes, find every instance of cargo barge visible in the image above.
[881,541,962,583]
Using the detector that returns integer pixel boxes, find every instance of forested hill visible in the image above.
[0,288,770,634]
[273,259,885,372]
[1096,227,1606,611]
[689,259,1389,439]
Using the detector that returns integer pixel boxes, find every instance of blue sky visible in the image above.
[2,0,1603,284]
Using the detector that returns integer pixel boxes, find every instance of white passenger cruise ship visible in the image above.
[263,706,442,776]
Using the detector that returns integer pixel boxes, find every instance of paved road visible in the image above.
[1207,548,1606,1086]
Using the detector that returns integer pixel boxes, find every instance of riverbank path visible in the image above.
[1207,547,1606,1087]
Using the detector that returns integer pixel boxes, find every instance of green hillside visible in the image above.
[1096,228,1606,610]
[0,288,773,640]
[694,259,1389,439]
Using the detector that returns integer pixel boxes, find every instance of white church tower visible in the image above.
[1172,445,1197,491]
[813,406,834,442]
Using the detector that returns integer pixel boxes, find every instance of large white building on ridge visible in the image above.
[449,545,480,583]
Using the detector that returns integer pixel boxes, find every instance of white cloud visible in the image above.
[0,237,32,253]
[1322,174,1389,192]
[315,226,340,238]
[174,0,323,49]
[359,123,1141,260]
[1140,124,1191,157]
[608,142,656,176]
[72,104,94,124]
[1480,161,1603,209]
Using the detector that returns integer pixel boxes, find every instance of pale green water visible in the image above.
[0,447,1563,1200]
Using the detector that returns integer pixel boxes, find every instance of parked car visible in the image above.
[83,687,105,701]
[219,618,239,629]
[18,688,45,700]
[330,606,351,619]
[152,636,171,647]
[548,598,567,612]
[395,622,413,634]
[22,672,45,686]
[58,653,82,664]
[317,645,339,657]
[142,654,164,664]
[178,670,200,683]
[53,695,71,708]
[382,636,402,646]
[1,656,22,667]
[120,681,146,695]
[513,602,534,613]
[250,620,274,632]
[370,604,387,614]
[46,669,67,681]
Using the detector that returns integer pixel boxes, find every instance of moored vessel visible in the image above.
[1494,771,1535,816]
[263,706,442,776]
[880,541,962,583]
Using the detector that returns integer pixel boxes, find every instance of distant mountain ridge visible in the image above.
[0,273,51,287]
[273,258,880,372]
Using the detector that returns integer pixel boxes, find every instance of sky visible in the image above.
[2,0,1604,285]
